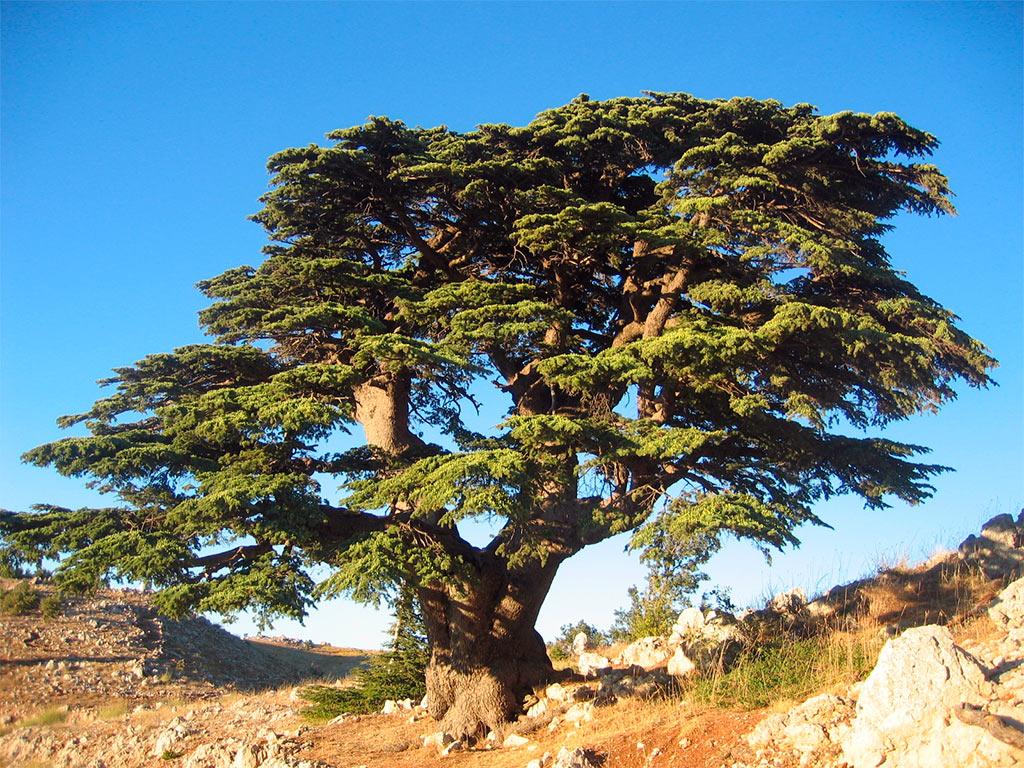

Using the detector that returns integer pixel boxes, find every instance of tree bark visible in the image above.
[353,372,421,455]
[416,556,563,740]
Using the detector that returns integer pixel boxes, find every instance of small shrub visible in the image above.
[610,584,679,642]
[300,589,428,722]
[20,707,68,728]
[39,594,62,619]
[299,685,372,720]
[0,582,40,615]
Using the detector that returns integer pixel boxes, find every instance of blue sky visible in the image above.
[2,2,1021,648]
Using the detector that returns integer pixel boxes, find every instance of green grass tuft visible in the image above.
[685,633,883,710]
[19,707,68,729]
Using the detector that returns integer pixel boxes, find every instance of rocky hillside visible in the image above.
[0,582,364,721]
[1,513,1022,768]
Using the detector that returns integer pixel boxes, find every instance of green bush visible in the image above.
[39,594,62,619]
[300,589,429,721]
[0,582,40,615]
[609,584,680,642]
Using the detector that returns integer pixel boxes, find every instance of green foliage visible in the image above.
[300,590,429,720]
[547,620,612,661]
[298,685,371,720]
[18,707,68,729]
[0,552,28,579]
[610,582,681,642]
[0,581,40,616]
[686,633,882,710]
[0,93,994,643]
[39,593,62,619]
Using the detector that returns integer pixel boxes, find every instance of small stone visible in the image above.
[545,683,567,701]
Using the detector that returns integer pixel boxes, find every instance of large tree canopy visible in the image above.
[1,92,993,737]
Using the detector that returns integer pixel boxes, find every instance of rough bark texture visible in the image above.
[418,559,562,739]
[354,369,568,739]
[353,373,420,455]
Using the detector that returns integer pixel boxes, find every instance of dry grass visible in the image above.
[298,695,762,768]
[94,700,132,721]
[857,558,1003,630]
[16,706,69,729]
[680,629,884,711]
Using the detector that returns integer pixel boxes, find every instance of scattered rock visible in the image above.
[768,587,808,616]
[503,733,530,748]
[563,701,594,726]
[571,632,588,656]
[422,731,455,751]
[151,716,194,757]
[526,698,548,718]
[746,693,854,762]
[552,745,601,767]
[544,683,567,702]
[960,512,1024,578]
[666,646,695,678]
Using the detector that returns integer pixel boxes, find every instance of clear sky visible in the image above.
[2,2,1021,648]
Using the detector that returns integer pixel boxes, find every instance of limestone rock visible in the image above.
[552,746,601,767]
[600,667,672,699]
[666,646,695,678]
[746,693,854,760]
[960,512,1024,578]
[544,683,567,702]
[152,716,193,757]
[576,651,610,677]
[769,587,807,616]
[614,636,669,669]
[571,632,588,656]
[526,698,548,718]
[563,701,594,726]
[422,731,455,750]
[502,733,529,748]
[841,625,1018,768]
[671,607,704,640]
[989,576,1024,631]
[186,744,237,768]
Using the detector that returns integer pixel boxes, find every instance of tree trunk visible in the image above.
[417,556,563,740]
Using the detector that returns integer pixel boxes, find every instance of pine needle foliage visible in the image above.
[300,590,428,720]
[0,93,994,642]
[0,582,41,616]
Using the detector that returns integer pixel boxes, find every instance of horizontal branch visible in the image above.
[185,542,273,572]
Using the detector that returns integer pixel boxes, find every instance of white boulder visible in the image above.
[571,631,588,656]
[615,636,670,669]
[577,651,611,676]
[666,646,696,678]
[841,625,1018,768]
[989,576,1024,631]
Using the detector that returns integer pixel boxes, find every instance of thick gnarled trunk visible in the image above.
[417,558,563,740]
[352,370,570,739]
